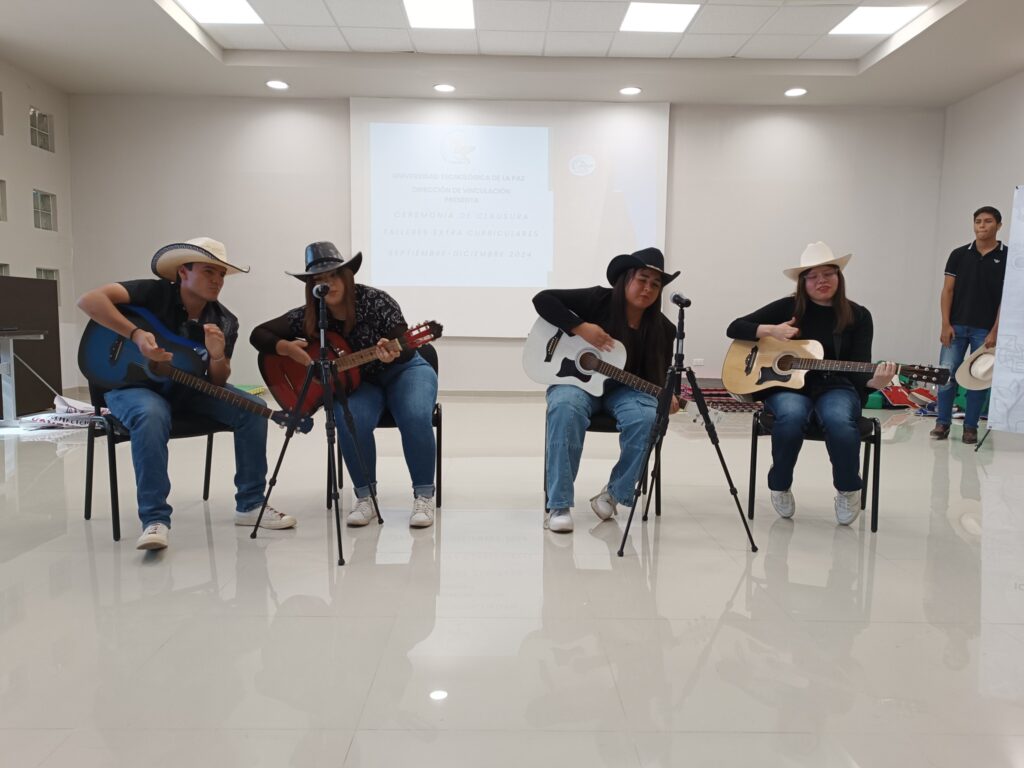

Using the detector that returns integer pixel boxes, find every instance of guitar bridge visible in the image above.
[744,345,757,376]
[544,330,564,363]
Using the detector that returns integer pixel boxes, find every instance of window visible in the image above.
[0,264,9,277]
[0,92,5,135]
[32,189,57,231]
[0,180,6,222]
[29,107,54,152]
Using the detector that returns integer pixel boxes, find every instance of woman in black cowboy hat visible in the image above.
[533,247,681,533]
[250,242,439,528]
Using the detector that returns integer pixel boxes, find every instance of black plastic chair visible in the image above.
[543,409,662,517]
[748,409,881,532]
[336,344,443,507]
[83,382,232,541]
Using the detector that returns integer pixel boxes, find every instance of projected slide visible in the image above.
[350,99,669,337]
[370,123,553,287]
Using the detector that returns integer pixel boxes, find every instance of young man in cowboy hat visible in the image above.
[534,246,682,533]
[77,237,296,551]
[727,242,895,525]
[933,206,1007,444]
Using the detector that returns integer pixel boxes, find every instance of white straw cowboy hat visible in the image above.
[956,346,996,391]
[151,237,250,281]
[783,241,852,281]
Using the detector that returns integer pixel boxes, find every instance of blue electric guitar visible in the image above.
[78,305,313,433]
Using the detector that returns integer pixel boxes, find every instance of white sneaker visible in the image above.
[234,504,296,530]
[347,497,376,527]
[136,522,169,551]
[835,490,861,526]
[410,495,435,528]
[545,508,574,533]
[770,490,795,519]
[589,486,617,521]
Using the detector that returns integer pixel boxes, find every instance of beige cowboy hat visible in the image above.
[783,241,852,281]
[956,346,996,391]
[150,237,250,281]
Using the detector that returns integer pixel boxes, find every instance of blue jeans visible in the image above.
[334,352,437,499]
[544,382,658,510]
[104,384,270,529]
[763,388,863,493]
[936,324,989,429]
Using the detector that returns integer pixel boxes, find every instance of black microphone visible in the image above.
[312,283,330,299]
[669,291,691,308]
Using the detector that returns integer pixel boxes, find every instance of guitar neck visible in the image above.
[167,368,274,419]
[332,338,402,372]
[792,358,880,375]
[590,359,664,398]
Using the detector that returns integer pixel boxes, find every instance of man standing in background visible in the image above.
[932,206,1007,444]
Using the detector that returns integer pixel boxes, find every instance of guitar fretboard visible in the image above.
[332,338,404,372]
[590,359,664,398]
[167,368,274,418]
[790,359,888,375]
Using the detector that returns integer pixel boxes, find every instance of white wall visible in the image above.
[668,104,946,374]
[69,95,352,389]
[934,69,1024,314]
[0,57,75,387]
[69,94,951,393]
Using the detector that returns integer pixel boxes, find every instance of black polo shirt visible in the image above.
[944,241,1007,330]
[119,278,239,357]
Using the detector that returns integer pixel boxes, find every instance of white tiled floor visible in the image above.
[2,395,1023,767]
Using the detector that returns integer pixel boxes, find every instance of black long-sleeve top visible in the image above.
[533,285,673,386]
[249,284,411,381]
[726,296,874,403]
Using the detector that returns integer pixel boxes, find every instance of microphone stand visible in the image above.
[618,292,758,556]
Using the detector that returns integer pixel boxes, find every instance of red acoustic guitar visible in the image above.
[258,321,442,416]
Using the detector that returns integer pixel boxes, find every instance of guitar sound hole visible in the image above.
[776,354,794,372]
[579,352,599,372]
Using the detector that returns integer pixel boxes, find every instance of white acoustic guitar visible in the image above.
[522,317,663,397]
[721,337,950,398]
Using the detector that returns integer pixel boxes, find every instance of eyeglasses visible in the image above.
[803,270,839,283]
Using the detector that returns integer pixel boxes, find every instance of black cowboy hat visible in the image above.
[286,241,363,281]
[606,246,679,286]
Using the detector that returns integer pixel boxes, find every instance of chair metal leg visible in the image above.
[871,421,881,532]
[203,433,214,501]
[105,429,121,542]
[654,438,662,517]
[748,414,759,520]
[85,423,96,520]
[861,439,870,511]
[434,404,442,508]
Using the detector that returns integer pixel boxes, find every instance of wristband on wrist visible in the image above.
[128,327,141,342]
[210,355,225,362]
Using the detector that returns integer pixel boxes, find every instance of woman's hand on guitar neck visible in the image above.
[572,322,615,352]
[374,338,400,364]
[758,318,800,342]
[867,361,899,390]
[276,338,312,367]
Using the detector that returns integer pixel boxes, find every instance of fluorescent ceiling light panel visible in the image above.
[830,6,925,35]
[620,3,699,33]
[176,0,262,24]
[404,0,475,30]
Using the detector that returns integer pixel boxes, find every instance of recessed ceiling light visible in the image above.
[619,86,642,96]
[404,0,474,29]
[433,83,456,93]
[830,6,926,35]
[620,2,700,33]
[784,88,807,98]
[429,690,448,701]
[176,0,263,24]
[266,80,289,90]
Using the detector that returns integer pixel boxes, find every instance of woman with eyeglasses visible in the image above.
[726,242,895,526]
